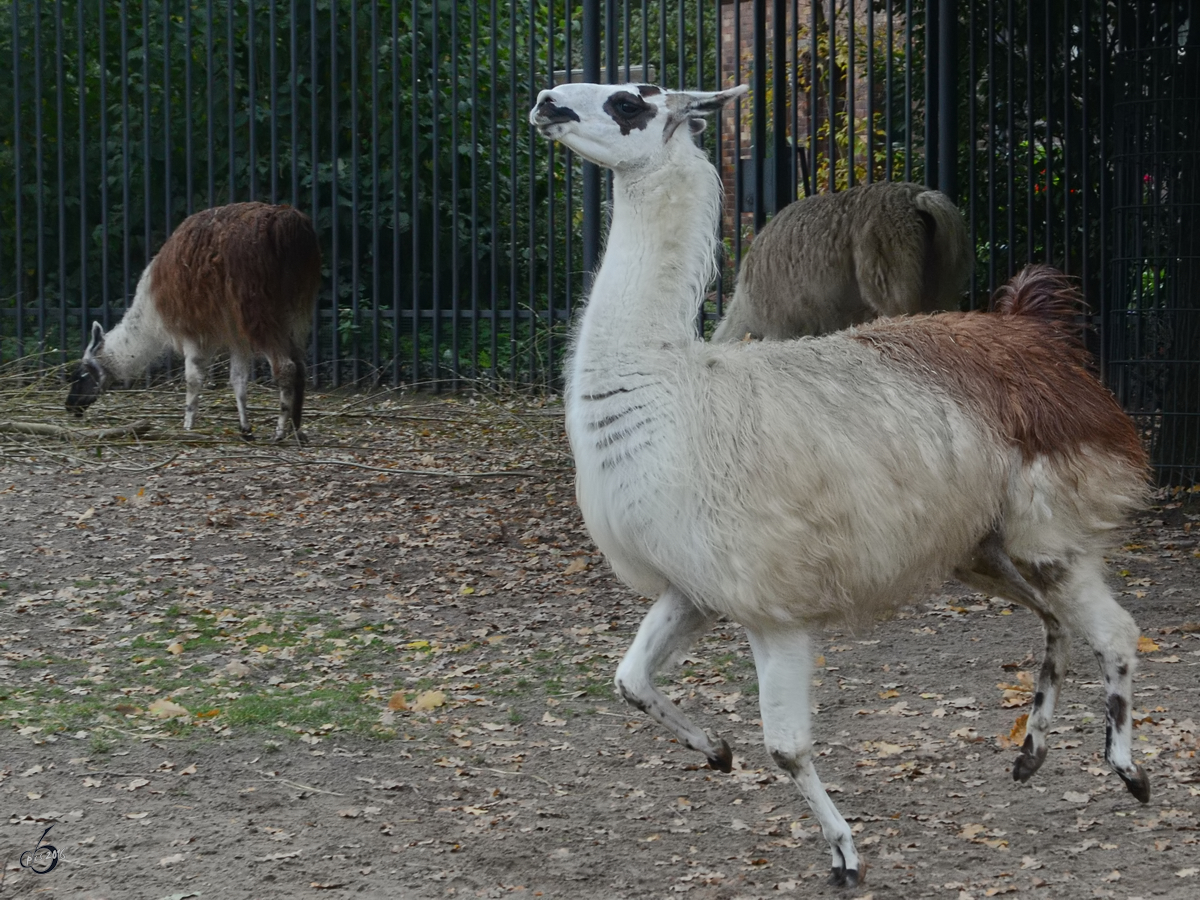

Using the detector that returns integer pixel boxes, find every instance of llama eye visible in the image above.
[614,99,642,116]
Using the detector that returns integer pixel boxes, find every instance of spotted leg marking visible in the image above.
[614,586,731,771]
[1066,562,1150,803]
[745,627,860,888]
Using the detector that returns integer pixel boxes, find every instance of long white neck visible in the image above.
[96,264,171,380]
[569,144,721,389]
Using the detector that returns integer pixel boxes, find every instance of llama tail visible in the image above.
[913,188,972,312]
[990,264,1084,322]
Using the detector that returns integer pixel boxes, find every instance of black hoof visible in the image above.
[1119,765,1151,804]
[240,430,255,442]
[1012,738,1047,783]
[828,867,860,888]
[706,739,733,773]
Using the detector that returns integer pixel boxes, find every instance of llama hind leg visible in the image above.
[182,349,212,431]
[746,626,860,887]
[229,351,254,439]
[956,533,1069,783]
[1060,560,1150,802]
[614,586,732,771]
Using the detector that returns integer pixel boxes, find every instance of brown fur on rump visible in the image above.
[851,265,1146,470]
[151,202,321,356]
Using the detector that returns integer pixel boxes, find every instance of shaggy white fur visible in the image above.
[531,82,1148,886]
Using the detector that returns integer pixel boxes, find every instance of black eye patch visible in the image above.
[604,90,657,135]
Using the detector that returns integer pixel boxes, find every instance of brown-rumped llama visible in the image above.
[531,82,1149,887]
[66,202,321,442]
[712,180,971,341]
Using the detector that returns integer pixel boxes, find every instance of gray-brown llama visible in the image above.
[712,180,971,341]
[66,202,321,442]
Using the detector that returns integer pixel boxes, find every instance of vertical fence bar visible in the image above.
[99,0,110,329]
[350,0,360,383]
[34,0,46,359]
[329,0,340,384]
[866,0,874,184]
[141,0,150,262]
[847,0,855,187]
[582,0,600,295]
[55,0,66,361]
[228,0,236,201]
[371,0,381,377]
[450,0,461,387]
[488,0,499,383]
[269,0,278,203]
[119,0,130,308]
[163,4,172,235]
[391,0,402,385]
[772,0,789,208]
[12,0,23,358]
[904,0,912,181]
[207,0,215,207]
[752,0,765,228]
[311,0,321,379]
[78,0,88,348]
[411,0,422,384]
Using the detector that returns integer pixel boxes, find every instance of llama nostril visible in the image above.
[536,98,579,125]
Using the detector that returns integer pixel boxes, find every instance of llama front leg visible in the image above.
[182,350,211,431]
[614,586,732,771]
[745,626,860,887]
[1066,563,1150,802]
[229,351,254,439]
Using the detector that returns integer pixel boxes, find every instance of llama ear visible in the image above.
[665,85,747,142]
[87,321,106,354]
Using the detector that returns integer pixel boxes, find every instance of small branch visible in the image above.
[0,420,155,441]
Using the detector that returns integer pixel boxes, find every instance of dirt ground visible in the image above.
[1,385,1197,900]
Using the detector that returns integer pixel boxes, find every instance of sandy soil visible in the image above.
[1,389,1197,899]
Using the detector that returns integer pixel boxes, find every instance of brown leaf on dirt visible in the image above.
[1138,635,1161,653]
[387,691,409,711]
[563,557,589,576]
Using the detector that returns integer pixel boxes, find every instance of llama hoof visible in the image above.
[240,430,255,443]
[827,866,859,888]
[1119,765,1151,803]
[1012,739,1047,782]
[706,739,733,773]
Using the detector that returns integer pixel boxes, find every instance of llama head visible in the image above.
[65,321,109,416]
[529,82,747,172]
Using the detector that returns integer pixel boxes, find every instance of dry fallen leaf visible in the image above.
[562,557,589,576]
[1138,635,1160,653]
[147,698,190,719]
[412,690,446,711]
[387,691,409,711]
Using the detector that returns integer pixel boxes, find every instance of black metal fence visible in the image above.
[3,1,1199,481]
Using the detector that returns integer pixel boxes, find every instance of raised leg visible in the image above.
[229,351,254,439]
[956,532,1069,783]
[613,586,731,771]
[182,349,212,431]
[1062,561,1150,802]
[745,626,860,887]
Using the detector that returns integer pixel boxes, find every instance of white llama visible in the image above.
[66,202,321,442]
[712,180,971,341]
[531,83,1149,886]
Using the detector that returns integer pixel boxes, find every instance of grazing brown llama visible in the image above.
[66,202,321,441]
[712,180,971,341]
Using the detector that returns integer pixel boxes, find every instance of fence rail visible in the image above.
[4,1,1200,482]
